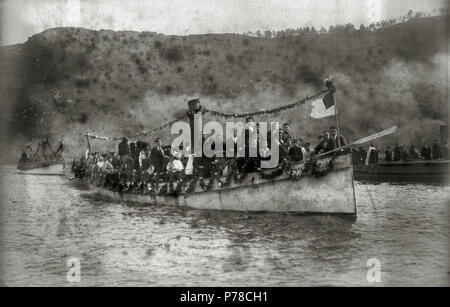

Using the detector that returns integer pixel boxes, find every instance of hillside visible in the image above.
[0,15,448,160]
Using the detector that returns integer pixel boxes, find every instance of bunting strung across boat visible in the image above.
[86,114,190,141]
[129,114,190,138]
[85,87,331,141]
[202,88,329,119]
[85,133,121,141]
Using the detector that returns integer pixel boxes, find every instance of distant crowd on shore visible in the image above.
[351,139,449,165]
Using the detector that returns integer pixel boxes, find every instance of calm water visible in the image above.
[0,165,449,286]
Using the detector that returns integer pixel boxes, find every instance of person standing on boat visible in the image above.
[228,128,246,172]
[151,137,169,173]
[243,138,259,172]
[278,136,291,164]
[25,137,34,157]
[442,142,449,160]
[329,126,346,152]
[134,141,143,171]
[400,146,409,161]
[121,155,135,182]
[298,138,307,159]
[393,143,401,161]
[358,146,366,165]
[384,146,393,161]
[421,144,432,160]
[244,117,255,158]
[432,139,441,160]
[314,132,329,153]
[118,137,130,161]
[304,143,313,161]
[19,151,28,164]
[112,152,121,169]
[408,144,419,160]
[41,138,52,162]
[130,142,137,165]
[281,123,295,143]
[139,142,150,173]
[351,147,359,165]
[226,128,241,157]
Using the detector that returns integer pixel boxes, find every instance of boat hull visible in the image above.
[354,160,450,184]
[87,154,357,214]
[17,163,66,176]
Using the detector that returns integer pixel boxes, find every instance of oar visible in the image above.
[352,126,397,145]
[317,126,397,158]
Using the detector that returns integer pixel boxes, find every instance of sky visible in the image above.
[0,0,447,46]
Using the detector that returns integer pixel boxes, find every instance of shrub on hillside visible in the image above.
[226,53,235,63]
[161,46,183,62]
[165,86,173,94]
[294,64,322,86]
[138,65,148,73]
[154,40,162,49]
[78,113,88,124]
[145,51,152,61]
[74,78,91,88]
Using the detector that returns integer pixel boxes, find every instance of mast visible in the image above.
[187,99,202,156]
[85,134,91,156]
[333,92,341,148]
[326,77,341,148]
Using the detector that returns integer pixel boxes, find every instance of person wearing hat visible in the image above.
[281,123,295,144]
[150,137,169,173]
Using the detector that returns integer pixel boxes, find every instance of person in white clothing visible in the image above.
[167,152,184,172]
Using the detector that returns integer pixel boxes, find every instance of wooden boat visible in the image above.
[84,153,357,214]
[17,139,66,176]
[75,87,375,215]
[17,161,66,176]
[353,160,450,184]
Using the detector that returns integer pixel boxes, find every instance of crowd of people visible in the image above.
[351,139,449,165]
[71,117,450,194]
[71,121,348,192]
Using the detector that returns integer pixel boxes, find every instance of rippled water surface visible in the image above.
[0,165,449,286]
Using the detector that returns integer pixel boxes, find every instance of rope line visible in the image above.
[85,88,330,141]
[203,88,329,119]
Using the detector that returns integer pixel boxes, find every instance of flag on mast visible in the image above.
[310,92,335,119]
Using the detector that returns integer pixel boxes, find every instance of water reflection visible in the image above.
[0,165,449,286]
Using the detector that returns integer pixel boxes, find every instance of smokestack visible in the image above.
[187,99,201,155]
[440,124,449,146]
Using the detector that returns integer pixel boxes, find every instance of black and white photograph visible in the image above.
[0,0,448,290]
